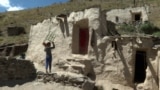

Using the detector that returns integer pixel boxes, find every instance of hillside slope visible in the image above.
[0,0,159,44]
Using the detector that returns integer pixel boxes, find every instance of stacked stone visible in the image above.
[0,57,36,81]
[36,72,94,90]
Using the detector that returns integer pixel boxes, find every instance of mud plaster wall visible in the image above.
[93,36,159,90]
[26,7,102,64]
[106,7,149,24]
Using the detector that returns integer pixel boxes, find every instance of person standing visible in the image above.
[43,41,55,73]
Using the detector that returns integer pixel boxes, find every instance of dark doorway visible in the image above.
[111,41,117,50]
[134,51,147,83]
[79,28,89,54]
[6,47,13,56]
[134,13,141,21]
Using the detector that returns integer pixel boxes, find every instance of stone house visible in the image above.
[106,6,149,24]
[26,6,160,90]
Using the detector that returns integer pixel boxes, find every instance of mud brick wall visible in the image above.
[0,57,36,81]
[13,44,28,56]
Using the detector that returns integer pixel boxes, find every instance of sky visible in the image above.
[0,0,69,12]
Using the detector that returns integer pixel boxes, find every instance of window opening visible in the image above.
[115,16,119,23]
[134,13,141,21]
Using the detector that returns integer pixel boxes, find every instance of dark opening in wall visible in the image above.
[79,28,89,54]
[134,13,141,21]
[135,14,141,21]
[134,51,147,83]
[6,46,13,56]
[115,16,119,23]
[111,41,117,50]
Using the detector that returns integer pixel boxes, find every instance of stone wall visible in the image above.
[7,26,26,36]
[0,57,36,81]
[36,72,95,90]
[0,43,28,57]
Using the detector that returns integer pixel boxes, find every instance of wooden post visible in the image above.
[133,0,136,7]
[158,51,160,90]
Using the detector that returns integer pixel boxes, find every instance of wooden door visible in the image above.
[79,28,89,54]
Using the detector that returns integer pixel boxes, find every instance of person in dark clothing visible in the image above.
[43,41,55,73]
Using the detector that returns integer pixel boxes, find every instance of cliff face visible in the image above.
[26,7,160,90]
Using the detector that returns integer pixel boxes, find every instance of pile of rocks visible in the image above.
[0,57,36,81]
[36,72,95,90]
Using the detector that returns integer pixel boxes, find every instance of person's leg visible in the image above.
[49,56,52,73]
[46,56,49,73]
[49,62,51,73]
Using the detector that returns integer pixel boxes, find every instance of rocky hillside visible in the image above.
[0,0,159,44]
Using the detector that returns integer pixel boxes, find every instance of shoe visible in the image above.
[46,70,48,74]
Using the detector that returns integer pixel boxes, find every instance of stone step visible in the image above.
[66,58,91,63]
[57,58,93,76]
[58,63,85,74]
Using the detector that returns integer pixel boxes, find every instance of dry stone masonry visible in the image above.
[36,72,95,90]
[0,57,36,81]
[0,43,28,57]
[7,26,26,36]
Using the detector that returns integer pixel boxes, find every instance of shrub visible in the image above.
[119,23,135,33]
[118,22,160,35]
[139,22,160,34]
[152,31,160,37]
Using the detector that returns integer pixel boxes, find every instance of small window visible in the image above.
[135,13,141,21]
[132,12,141,23]
[115,16,119,23]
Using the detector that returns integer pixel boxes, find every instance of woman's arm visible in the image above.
[52,42,55,49]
